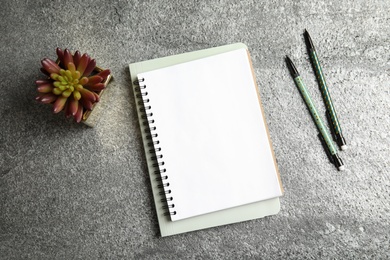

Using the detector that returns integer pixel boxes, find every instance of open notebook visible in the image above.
[129,43,283,236]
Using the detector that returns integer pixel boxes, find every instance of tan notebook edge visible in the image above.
[246,50,284,193]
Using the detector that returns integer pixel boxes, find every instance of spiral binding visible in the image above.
[134,78,176,216]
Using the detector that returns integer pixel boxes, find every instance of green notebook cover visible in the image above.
[129,43,281,237]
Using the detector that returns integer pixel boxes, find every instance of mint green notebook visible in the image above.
[129,43,282,236]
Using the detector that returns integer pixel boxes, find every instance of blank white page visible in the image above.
[138,48,282,221]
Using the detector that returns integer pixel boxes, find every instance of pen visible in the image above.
[286,56,345,171]
[304,29,348,150]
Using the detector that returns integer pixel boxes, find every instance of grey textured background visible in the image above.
[1,0,389,259]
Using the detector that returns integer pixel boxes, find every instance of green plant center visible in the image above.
[50,69,85,100]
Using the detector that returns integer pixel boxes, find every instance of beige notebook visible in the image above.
[129,44,282,236]
[134,46,283,222]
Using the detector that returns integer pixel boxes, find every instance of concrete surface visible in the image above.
[1,0,389,259]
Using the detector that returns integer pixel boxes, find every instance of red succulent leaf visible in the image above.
[79,88,96,102]
[56,48,64,66]
[79,97,93,110]
[64,98,72,118]
[83,58,96,77]
[77,54,90,76]
[95,69,111,81]
[41,58,61,74]
[36,93,57,104]
[85,83,105,92]
[74,104,84,123]
[73,51,81,67]
[37,82,54,93]
[36,79,52,85]
[35,93,44,100]
[69,96,79,116]
[40,67,50,76]
[85,75,103,86]
[63,49,74,70]
[93,91,100,102]
[53,96,68,113]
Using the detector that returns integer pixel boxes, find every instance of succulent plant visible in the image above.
[35,48,110,122]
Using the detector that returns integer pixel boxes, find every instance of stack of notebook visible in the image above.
[129,43,283,236]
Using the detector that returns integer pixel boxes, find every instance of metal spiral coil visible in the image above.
[134,78,176,216]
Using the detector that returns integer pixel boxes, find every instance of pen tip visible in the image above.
[285,56,299,77]
[303,30,315,50]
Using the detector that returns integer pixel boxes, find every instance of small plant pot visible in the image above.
[36,48,113,127]
[81,65,113,127]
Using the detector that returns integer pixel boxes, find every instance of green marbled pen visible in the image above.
[304,30,347,151]
[286,56,344,171]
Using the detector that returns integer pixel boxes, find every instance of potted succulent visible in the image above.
[35,48,112,124]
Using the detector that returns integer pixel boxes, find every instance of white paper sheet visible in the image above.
[138,48,282,221]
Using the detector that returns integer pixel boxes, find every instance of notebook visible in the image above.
[129,43,283,236]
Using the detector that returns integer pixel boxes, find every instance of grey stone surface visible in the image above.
[1,0,389,259]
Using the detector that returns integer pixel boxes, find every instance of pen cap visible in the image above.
[332,154,345,171]
[337,134,348,150]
